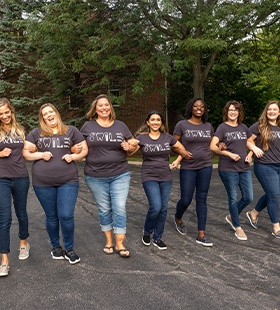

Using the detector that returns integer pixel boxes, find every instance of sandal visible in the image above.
[103,245,114,255]
[115,248,130,258]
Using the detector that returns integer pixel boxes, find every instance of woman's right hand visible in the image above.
[0,147,12,157]
[42,151,53,161]
[229,153,241,161]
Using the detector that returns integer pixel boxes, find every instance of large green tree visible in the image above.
[116,0,280,99]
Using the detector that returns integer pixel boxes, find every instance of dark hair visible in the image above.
[184,98,208,123]
[222,100,244,124]
[135,110,167,135]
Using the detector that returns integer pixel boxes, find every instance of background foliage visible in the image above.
[0,0,279,131]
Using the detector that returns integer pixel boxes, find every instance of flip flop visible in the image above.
[103,245,114,255]
[115,248,130,258]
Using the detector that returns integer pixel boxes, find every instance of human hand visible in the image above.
[71,143,83,154]
[42,151,53,161]
[170,160,180,169]
[218,142,227,151]
[62,154,73,163]
[0,147,12,157]
[252,146,264,158]
[230,153,240,161]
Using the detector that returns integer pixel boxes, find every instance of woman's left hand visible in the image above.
[62,154,73,163]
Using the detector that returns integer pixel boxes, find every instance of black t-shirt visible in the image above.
[26,126,84,186]
[0,133,28,178]
[214,122,251,172]
[250,122,280,164]
[136,132,177,182]
[80,120,132,177]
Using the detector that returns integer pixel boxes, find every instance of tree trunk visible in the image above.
[192,61,205,99]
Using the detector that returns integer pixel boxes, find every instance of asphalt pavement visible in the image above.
[0,162,279,310]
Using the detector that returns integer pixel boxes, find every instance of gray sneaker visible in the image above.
[0,264,9,277]
[175,219,187,235]
[19,242,30,260]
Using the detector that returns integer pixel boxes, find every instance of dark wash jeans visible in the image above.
[142,180,172,240]
[219,169,253,227]
[0,177,29,253]
[254,163,280,224]
[175,166,212,231]
[33,182,79,250]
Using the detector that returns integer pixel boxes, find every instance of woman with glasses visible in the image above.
[210,100,261,241]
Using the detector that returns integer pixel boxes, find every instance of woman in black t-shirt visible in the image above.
[133,111,190,250]
[0,98,30,277]
[23,103,88,264]
[246,101,280,238]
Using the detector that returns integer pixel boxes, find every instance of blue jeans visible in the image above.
[175,166,212,231]
[85,172,130,234]
[254,163,280,224]
[33,182,79,250]
[219,170,253,227]
[142,180,172,240]
[0,177,30,254]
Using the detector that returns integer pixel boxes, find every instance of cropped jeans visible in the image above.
[254,163,280,224]
[219,169,253,227]
[143,180,172,241]
[0,177,30,254]
[175,166,212,231]
[85,171,130,234]
[33,182,79,251]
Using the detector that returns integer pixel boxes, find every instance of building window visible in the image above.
[109,80,120,108]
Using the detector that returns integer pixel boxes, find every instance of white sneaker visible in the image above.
[19,243,30,260]
[0,264,9,277]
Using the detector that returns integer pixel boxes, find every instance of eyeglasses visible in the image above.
[228,109,238,113]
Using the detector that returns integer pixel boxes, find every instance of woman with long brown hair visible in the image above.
[246,101,280,238]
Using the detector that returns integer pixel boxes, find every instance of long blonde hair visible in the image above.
[0,98,25,142]
[86,94,116,121]
[258,100,280,151]
[39,103,68,136]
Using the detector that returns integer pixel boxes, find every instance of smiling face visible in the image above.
[0,104,12,128]
[192,100,205,118]
[266,103,280,124]
[41,106,58,128]
[96,97,112,119]
[147,113,162,132]
[227,104,239,123]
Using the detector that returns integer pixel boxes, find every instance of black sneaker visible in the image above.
[51,246,65,260]
[196,236,213,247]
[175,219,187,235]
[142,235,151,246]
[152,239,167,250]
[64,249,81,264]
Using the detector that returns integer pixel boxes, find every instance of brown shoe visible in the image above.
[225,215,236,231]
[246,211,258,229]
[235,228,247,241]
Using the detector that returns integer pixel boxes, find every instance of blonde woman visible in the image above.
[0,98,30,277]
[23,103,88,264]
